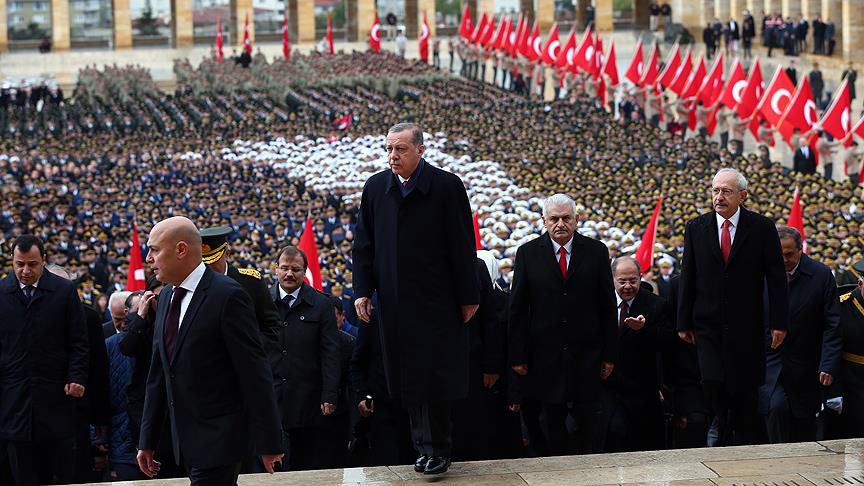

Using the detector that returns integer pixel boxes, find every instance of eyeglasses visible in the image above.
[710,188,738,197]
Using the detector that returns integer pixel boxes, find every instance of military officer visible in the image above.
[837,262,864,437]
[200,225,280,340]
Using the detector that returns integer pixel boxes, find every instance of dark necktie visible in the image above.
[164,287,188,363]
[558,246,567,278]
[283,294,294,308]
[402,180,409,187]
[619,300,629,329]
[22,285,34,303]
[721,219,732,264]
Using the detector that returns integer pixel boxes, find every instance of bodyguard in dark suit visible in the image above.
[793,139,817,174]
[760,227,842,443]
[268,246,341,471]
[0,235,89,486]
[137,217,283,485]
[509,194,618,456]
[595,257,675,453]
[200,226,280,341]
[678,168,789,446]
[353,123,479,475]
[837,277,864,437]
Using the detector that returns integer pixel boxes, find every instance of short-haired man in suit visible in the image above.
[595,257,675,453]
[269,245,341,471]
[103,290,131,338]
[137,217,283,485]
[793,137,817,175]
[0,235,89,485]
[509,193,618,456]
[678,168,789,446]
[759,226,842,443]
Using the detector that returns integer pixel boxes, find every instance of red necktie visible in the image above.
[558,246,567,278]
[721,219,732,264]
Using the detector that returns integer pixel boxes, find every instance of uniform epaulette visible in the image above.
[840,292,852,303]
[238,268,262,280]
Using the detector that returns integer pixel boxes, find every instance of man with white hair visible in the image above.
[678,168,789,446]
[103,290,131,338]
[509,193,618,456]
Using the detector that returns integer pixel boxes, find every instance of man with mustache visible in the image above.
[678,168,789,446]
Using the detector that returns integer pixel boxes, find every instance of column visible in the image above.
[730,0,742,18]
[843,0,863,61]
[230,0,253,48]
[405,0,418,38]
[477,0,494,15]
[823,0,842,49]
[716,0,730,20]
[420,0,435,37]
[801,0,814,18]
[595,0,613,31]
[671,0,702,34]
[764,0,777,15]
[0,0,8,52]
[782,0,801,18]
[113,0,132,49]
[536,0,553,31]
[172,0,193,47]
[700,0,713,24]
[346,0,375,42]
[51,0,70,51]
[576,0,588,28]
[520,0,534,24]
[633,0,650,28]
[287,0,314,43]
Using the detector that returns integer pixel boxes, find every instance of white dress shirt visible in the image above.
[615,293,635,322]
[716,207,741,246]
[278,284,301,308]
[551,236,574,269]
[173,262,206,328]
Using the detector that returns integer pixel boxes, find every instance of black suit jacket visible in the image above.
[509,232,618,407]
[0,270,89,441]
[762,254,842,417]
[607,290,675,394]
[793,147,817,174]
[139,267,281,468]
[268,283,341,430]
[102,320,118,339]
[227,264,280,340]
[678,207,789,392]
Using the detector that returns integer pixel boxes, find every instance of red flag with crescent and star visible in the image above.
[370,11,381,53]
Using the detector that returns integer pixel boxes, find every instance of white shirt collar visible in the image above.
[19,279,39,290]
[615,292,635,308]
[551,236,574,255]
[278,284,301,303]
[176,262,206,294]
[716,206,741,228]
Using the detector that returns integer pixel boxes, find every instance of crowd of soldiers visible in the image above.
[1,49,864,480]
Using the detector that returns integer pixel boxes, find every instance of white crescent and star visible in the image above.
[585,45,594,62]
[732,80,747,102]
[842,107,851,131]
[533,37,542,56]
[371,24,380,42]
[770,88,791,115]
[548,40,560,59]
[804,100,817,126]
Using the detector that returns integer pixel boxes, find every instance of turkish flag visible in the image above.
[624,38,644,86]
[573,27,595,74]
[720,59,746,109]
[788,187,807,253]
[602,38,619,86]
[698,51,724,107]
[492,16,509,52]
[333,113,352,130]
[853,115,864,140]
[481,17,496,48]
[216,19,224,63]
[639,40,660,87]
[668,46,693,96]
[778,76,818,146]
[634,196,662,273]
[419,13,430,61]
[820,78,853,145]
[757,66,796,128]
[508,15,523,57]
[282,15,290,60]
[458,4,474,40]
[680,56,707,101]
[471,12,488,45]
[243,14,252,55]
[126,223,146,291]
[737,58,764,119]
[556,28,577,70]
[657,43,680,88]
[298,218,323,291]
[473,213,484,250]
[541,23,561,65]
[593,35,604,81]
[369,11,381,53]
[525,21,541,61]
[326,14,334,54]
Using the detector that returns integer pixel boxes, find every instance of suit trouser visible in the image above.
[703,380,759,446]
[184,461,240,486]
[407,401,452,457]
[527,402,599,456]
[285,426,329,471]
[0,438,75,486]
[764,380,816,443]
[366,397,413,466]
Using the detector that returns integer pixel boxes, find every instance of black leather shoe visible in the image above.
[414,455,429,473]
[424,456,451,475]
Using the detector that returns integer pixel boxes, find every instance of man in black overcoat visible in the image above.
[136,217,283,485]
[0,235,89,485]
[678,168,789,446]
[759,226,842,443]
[509,193,618,456]
[353,123,479,475]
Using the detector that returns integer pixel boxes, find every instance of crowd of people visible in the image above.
[1,44,864,484]
[702,10,840,59]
